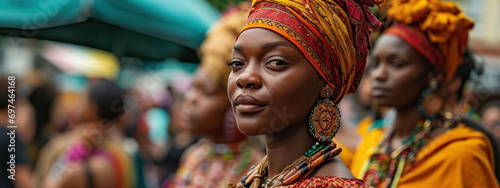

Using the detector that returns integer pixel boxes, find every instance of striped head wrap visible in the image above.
[239,0,382,104]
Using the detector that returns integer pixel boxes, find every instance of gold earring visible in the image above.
[418,78,444,119]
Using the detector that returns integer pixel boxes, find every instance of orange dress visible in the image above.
[351,125,499,188]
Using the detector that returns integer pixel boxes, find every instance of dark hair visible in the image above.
[88,79,125,121]
[453,48,477,99]
[0,77,8,110]
[480,101,500,115]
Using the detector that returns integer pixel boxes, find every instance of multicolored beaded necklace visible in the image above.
[230,141,341,188]
[360,114,462,188]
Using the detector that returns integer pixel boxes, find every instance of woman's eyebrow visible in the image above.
[261,41,295,49]
[233,44,243,51]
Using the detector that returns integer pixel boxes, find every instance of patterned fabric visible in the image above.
[283,176,371,188]
[170,139,263,188]
[240,0,381,104]
[385,0,474,81]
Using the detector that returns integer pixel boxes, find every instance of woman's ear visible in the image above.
[320,82,335,99]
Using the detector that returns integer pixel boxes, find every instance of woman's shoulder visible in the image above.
[285,176,371,188]
[402,126,499,188]
[418,125,493,162]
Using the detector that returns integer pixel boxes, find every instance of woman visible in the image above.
[350,0,499,187]
[227,0,381,187]
[41,79,136,188]
[168,5,265,188]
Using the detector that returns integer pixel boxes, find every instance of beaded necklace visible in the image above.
[360,114,461,188]
[230,141,341,188]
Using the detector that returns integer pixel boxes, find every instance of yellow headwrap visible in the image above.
[200,4,251,89]
[386,0,474,81]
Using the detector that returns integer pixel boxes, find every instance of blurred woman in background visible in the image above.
[167,4,265,188]
[41,79,136,188]
[350,0,499,187]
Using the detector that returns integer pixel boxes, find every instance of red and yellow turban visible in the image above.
[239,0,382,104]
[384,0,474,81]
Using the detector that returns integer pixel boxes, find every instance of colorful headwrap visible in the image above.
[239,0,382,104]
[385,0,474,81]
[201,4,250,89]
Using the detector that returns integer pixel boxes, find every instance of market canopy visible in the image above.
[0,0,220,62]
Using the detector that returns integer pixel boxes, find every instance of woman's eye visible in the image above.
[265,59,289,71]
[391,60,406,68]
[226,60,245,68]
[370,60,379,69]
[202,89,216,97]
[269,60,287,66]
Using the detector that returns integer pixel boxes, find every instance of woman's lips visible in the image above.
[234,95,267,113]
[371,87,390,97]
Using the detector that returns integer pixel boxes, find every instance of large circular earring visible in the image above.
[308,88,341,142]
[418,78,444,119]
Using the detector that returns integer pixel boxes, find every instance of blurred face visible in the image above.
[168,89,188,132]
[228,28,324,136]
[370,34,432,110]
[357,68,374,107]
[182,68,230,136]
[75,91,98,123]
[482,107,500,140]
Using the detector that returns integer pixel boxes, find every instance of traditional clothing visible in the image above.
[232,0,381,187]
[351,125,499,188]
[280,176,371,188]
[351,0,499,187]
[169,139,263,188]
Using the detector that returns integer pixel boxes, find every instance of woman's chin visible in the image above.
[237,123,270,136]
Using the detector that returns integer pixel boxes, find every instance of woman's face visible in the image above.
[75,91,98,123]
[182,68,230,136]
[370,34,432,109]
[227,28,324,136]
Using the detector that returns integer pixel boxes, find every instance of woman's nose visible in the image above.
[236,63,262,89]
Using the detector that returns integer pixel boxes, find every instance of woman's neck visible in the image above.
[80,121,117,148]
[208,130,242,144]
[392,106,424,147]
[265,119,315,178]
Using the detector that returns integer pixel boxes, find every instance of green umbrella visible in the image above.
[0,0,220,62]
